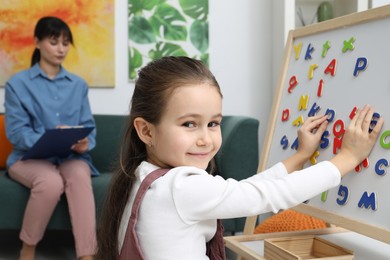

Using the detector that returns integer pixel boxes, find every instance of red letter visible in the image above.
[324,59,337,76]
[281,109,290,121]
[288,76,298,93]
[333,136,343,154]
[333,119,345,137]
[349,106,358,120]
[317,79,324,97]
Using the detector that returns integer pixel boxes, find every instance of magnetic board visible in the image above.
[244,5,390,244]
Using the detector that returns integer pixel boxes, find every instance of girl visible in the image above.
[5,17,97,260]
[97,56,383,260]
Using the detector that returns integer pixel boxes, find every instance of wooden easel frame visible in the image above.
[241,4,390,244]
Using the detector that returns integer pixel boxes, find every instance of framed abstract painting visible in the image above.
[0,0,115,88]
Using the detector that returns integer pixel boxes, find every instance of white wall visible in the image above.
[0,0,274,150]
[209,0,272,150]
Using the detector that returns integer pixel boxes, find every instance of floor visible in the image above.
[0,230,76,260]
[0,230,238,260]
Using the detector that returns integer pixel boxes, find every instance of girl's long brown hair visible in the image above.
[96,56,221,259]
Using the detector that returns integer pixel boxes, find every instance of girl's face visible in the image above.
[35,34,70,67]
[147,83,223,170]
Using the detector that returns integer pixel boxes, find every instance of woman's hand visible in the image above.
[283,114,329,173]
[331,105,384,177]
[71,137,89,154]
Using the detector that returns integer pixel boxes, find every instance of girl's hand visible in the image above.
[71,137,89,154]
[296,114,329,161]
[283,114,329,173]
[331,105,384,177]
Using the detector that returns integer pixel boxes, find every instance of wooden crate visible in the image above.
[264,235,354,259]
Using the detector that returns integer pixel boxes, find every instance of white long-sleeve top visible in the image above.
[118,160,341,260]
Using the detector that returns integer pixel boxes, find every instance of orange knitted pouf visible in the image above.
[254,209,327,234]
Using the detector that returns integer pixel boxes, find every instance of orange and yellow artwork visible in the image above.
[0,0,115,88]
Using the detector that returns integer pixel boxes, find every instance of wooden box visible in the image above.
[264,235,354,259]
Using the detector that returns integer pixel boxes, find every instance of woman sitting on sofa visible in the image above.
[4,16,97,260]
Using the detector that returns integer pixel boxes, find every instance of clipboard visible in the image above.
[22,126,94,160]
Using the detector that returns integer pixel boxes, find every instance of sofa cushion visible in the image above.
[0,170,113,230]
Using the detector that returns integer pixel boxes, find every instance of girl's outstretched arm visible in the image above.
[330,105,383,177]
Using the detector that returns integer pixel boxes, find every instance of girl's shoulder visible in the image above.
[172,166,207,176]
[138,161,208,179]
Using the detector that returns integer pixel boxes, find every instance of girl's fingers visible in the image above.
[316,119,329,135]
[304,114,326,126]
[361,108,374,133]
[369,116,384,137]
[349,106,362,127]
[353,105,370,128]
[303,114,328,132]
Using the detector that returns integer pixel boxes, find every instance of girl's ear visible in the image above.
[133,117,153,145]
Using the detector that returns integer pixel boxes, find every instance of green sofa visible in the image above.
[0,115,259,234]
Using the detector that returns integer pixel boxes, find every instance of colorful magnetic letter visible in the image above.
[288,76,298,93]
[298,95,309,111]
[320,130,330,149]
[305,43,314,60]
[294,42,303,60]
[325,108,335,122]
[333,119,345,137]
[280,135,289,150]
[333,120,345,154]
[324,59,337,76]
[353,57,368,77]
[281,109,290,121]
[375,158,388,176]
[292,115,304,126]
[308,102,321,117]
[369,112,380,133]
[321,191,328,202]
[322,40,331,57]
[291,137,299,150]
[349,106,358,120]
[342,37,355,53]
[355,158,369,173]
[380,130,390,149]
[336,185,349,206]
[317,79,324,97]
[333,136,343,155]
[308,64,318,79]
[310,150,320,165]
[358,192,377,211]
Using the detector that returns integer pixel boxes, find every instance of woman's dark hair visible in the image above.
[96,56,222,259]
[31,16,74,66]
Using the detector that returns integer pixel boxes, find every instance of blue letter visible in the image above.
[336,185,349,206]
[358,192,377,211]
